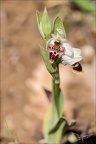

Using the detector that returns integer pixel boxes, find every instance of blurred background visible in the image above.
[1,0,96,143]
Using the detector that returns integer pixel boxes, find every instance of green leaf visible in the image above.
[41,8,53,40]
[43,111,73,143]
[72,0,96,15]
[47,116,76,136]
[43,105,58,141]
[43,105,65,144]
[49,117,67,134]
[39,45,60,83]
[53,16,66,37]
[43,81,64,143]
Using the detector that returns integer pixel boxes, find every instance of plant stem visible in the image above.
[52,64,61,117]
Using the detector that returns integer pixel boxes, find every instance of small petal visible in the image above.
[46,38,54,49]
[51,34,56,39]
[61,38,68,43]
[62,54,82,65]
[73,48,82,55]
[63,43,73,57]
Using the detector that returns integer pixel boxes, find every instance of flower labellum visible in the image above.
[46,28,83,73]
[47,37,65,63]
[72,62,83,74]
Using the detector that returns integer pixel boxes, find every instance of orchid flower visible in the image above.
[46,28,83,73]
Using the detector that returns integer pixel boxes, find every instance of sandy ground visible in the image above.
[1,1,96,144]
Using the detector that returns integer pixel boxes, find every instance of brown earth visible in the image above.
[1,1,96,144]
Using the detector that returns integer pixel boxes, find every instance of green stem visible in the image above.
[52,65,61,117]
[43,62,64,143]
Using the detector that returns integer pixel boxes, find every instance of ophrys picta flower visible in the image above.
[46,28,83,73]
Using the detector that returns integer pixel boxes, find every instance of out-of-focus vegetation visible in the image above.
[1,0,96,143]
[71,0,96,15]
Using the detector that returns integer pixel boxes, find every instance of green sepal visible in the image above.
[39,45,60,83]
[41,8,53,40]
[36,11,47,42]
[53,16,66,37]
[36,11,42,31]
